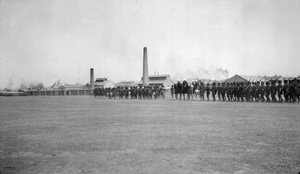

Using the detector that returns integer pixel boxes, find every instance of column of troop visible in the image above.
[170,78,300,103]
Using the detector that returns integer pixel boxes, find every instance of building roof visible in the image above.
[115,82,138,87]
[94,81,108,86]
[95,78,107,82]
[263,75,282,81]
[94,80,115,87]
[148,74,170,78]
[64,83,85,88]
[226,75,266,83]
[138,74,173,86]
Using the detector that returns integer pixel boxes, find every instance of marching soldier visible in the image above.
[170,85,174,99]
[206,83,210,101]
[182,79,188,100]
[212,82,217,101]
[255,82,260,102]
[260,82,265,102]
[244,82,251,102]
[229,83,234,101]
[233,82,237,101]
[283,80,289,102]
[297,79,300,102]
[289,79,297,102]
[270,81,277,102]
[265,81,271,102]
[226,83,231,101]
[277,81,283,102]
[250,82,255,102]
[221,83,226,101]
[217,83,221,101]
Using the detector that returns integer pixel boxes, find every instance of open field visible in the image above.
[0,96,300,174]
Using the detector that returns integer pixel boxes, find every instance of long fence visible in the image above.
[26,89,92,96]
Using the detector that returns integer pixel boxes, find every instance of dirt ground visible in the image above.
[0,96,300,174]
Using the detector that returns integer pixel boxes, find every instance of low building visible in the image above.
[63,83,86,90]
[115,81,138,88]
[225,75,266,83]
[139,74,174,88]
[94,78,115,88]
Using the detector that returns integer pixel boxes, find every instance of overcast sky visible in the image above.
[0,0,299,89]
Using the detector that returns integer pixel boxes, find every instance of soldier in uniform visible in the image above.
[255,82,260,102]
[296,78,300,103]
[194,80,200,99]
[260,82,265,102]
[289,79,297,102]
[170,85,174,99]
[240,82,245,102]
[250,82,255,102]
[236,83,240,101]
[211,82,216,101]
[283,80,289,102]
[277,80,283,102]
[229,83,234,101]
[270,80,277,102]
[244,82,250,102]
[232,82,237,101]
[221,83,226,101]
[206,83,210,101]
[182,79,188,100]
[265,81,271,102]
[226,83,231,101]
[217,83,221,101]
[199,81,205,101]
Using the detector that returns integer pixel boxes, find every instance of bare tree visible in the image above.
[19,79,28,90]
[7,78,14,90]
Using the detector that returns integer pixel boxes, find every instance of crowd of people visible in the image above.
[92,86,166,99]
[170,78,300,103]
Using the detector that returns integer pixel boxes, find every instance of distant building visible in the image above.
[115,81,138,88]
[225,75,266,83]
[94,78,115,88]
[139,74,174,88]
[63,83,86,90]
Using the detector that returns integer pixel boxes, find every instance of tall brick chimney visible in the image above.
[90,68,94,89]
[143,47,149,86]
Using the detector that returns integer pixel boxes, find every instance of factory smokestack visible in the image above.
[143,47,149,86]
[90,68,94,89]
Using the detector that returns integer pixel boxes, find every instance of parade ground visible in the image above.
[0,96,299,174]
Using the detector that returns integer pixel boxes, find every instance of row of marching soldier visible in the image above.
[93,86,165,99]
[170,78,300,103]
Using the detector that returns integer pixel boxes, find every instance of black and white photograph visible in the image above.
[0,0,300,173]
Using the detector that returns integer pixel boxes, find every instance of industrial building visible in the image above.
[139,74,174,88]
[94,78,115,88]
